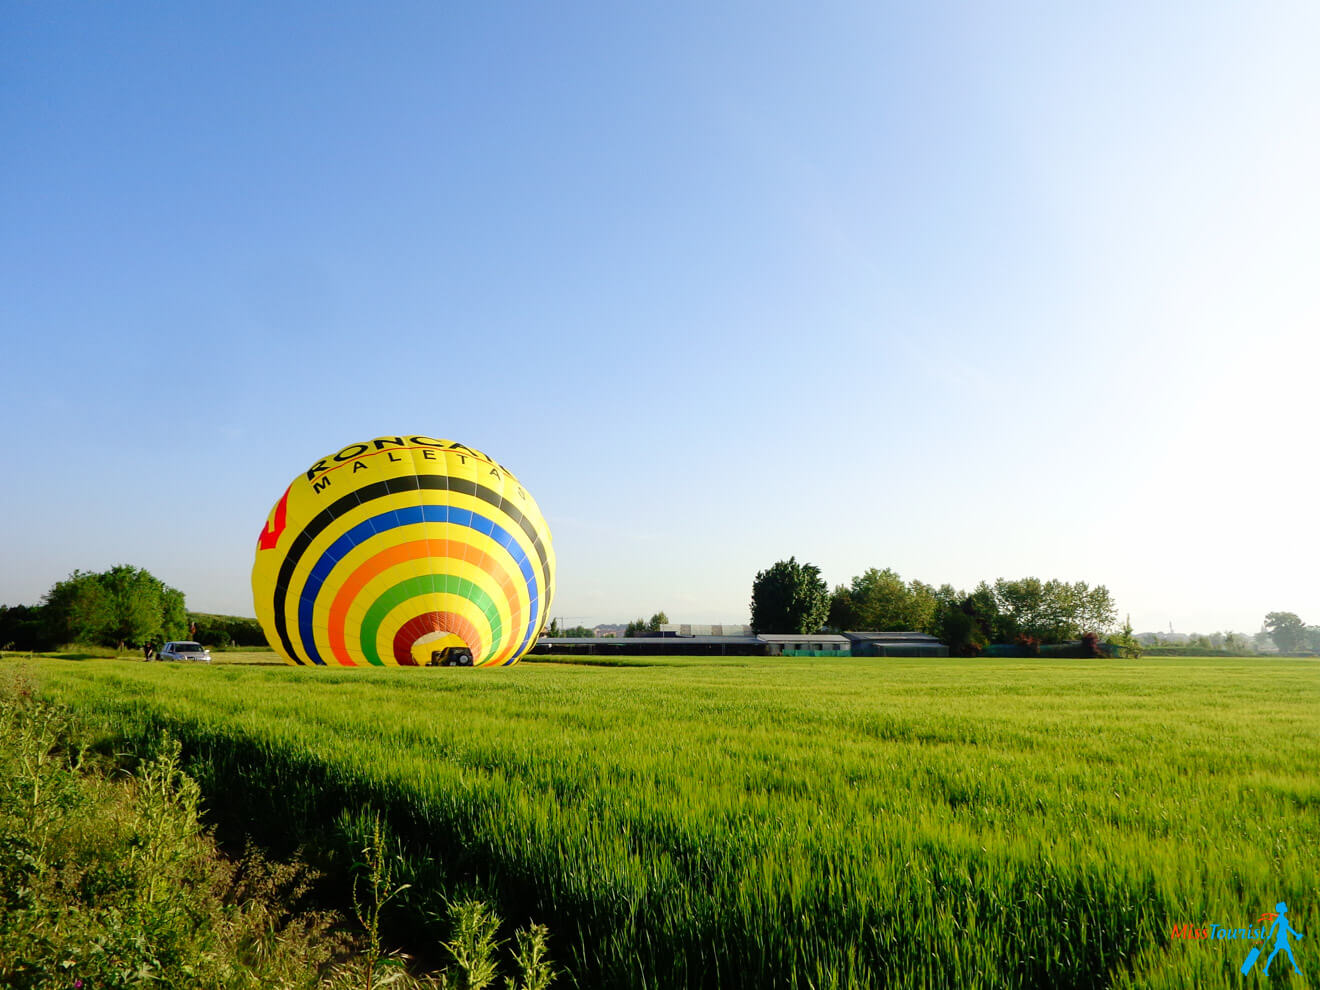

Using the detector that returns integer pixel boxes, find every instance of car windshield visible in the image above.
[175,642,204,651]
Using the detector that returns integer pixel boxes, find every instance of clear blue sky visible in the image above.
[3,2,1317,635]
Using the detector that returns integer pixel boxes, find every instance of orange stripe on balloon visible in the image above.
[326,537,525,666]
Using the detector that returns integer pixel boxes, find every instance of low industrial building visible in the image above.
[531,635,763,656]
[660,623,752,637]
[756,634,851,656]
[531,630,948,657]
[843,632,949,657]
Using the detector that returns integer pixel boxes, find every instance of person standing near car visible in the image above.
[143,640,151,661]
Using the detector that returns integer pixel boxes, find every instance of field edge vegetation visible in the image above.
[0,667,559,990]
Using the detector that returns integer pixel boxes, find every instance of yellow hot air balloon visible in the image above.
[252,437,555,667]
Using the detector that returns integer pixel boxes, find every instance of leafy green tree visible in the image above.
[1109,614,1143,658]
[993,578,1046,640]
[0,604,53,651]
[42,571,114,645]
[966,582,1004,642]
[826,568,938,632]
[1304,626,1320,654]
[623,611,671,636]
[990,577,1115,642]
[41,566,186,648]
[933,598,989,656]
[1264,611,1307,653]
[926,583,971,651]
[906,580,939,633]
[827,585,858,630]
[1222,631,1250,655]
[160,586,188,641]
[750,557,829,634]
[856,568,911,629]
[188,612,267,647]
[99,565,166,646]
[1074,583,1118,638]
[918,576,1117,647]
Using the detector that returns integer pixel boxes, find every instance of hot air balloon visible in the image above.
[252,436,554,667]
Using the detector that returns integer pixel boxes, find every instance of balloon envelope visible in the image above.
[252,437,555,667]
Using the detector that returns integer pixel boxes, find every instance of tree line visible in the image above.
[1260,611,1320,654]
[1139,614,1319,654]
[749,557,1122,655]
[544,613,669,638]
[8,562,1310,657]
[0,566,267,651]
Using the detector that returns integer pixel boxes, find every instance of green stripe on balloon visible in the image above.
[358,575,504,665]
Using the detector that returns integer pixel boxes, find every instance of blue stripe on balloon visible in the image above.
[295,505,539,666]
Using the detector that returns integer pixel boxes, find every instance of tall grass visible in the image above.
[18,655,1319,988]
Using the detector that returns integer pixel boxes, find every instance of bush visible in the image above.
[1014,634,1041,657]
[0,605,54,652]
[934,606,987,657]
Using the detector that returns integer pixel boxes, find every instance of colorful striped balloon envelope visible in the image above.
[252,436,555,667]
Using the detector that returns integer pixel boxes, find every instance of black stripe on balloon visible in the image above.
[271,474,551,665]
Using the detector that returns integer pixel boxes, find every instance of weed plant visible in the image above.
[0,671,351,988]
[0,670,555,990]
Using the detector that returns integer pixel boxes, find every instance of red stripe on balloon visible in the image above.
[391,611,485,666]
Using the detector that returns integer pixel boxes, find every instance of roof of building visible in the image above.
[756,634,850,644]
[660,623,753,637]
[538,636,763,646]
[842,631,942,642]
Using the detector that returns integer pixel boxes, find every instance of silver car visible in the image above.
[158,641,211,662]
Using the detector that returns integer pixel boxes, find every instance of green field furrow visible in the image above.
[20,656,1320,989]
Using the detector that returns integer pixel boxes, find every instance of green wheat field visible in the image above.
[15,654,1319,988]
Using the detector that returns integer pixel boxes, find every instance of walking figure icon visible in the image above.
[1241,901,1304,976]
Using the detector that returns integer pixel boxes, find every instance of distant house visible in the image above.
[660,623,753,637]
[532,635,764,656]
[532,628,950,657]
[756,634,851,655]
[843,632,949,657]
